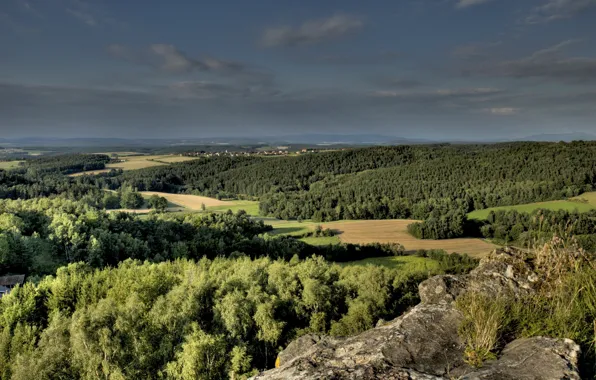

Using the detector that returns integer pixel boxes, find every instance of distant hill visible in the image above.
[514,132,596,142]
[1,132,595,148]
[0,135,433,148]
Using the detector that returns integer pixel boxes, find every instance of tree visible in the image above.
[229,345,255,379]
[165,325,227,380]
[102,193,121,209]
[148,195,168,212]
[120,189,144,209]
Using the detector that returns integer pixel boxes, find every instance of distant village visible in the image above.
[182,147,332,158]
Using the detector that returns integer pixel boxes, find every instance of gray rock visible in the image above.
[460,337,581,380]
[252,248,581,380]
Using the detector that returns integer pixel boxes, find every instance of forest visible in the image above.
[0,253,480,379]
[87,142,596,222]
[20,154,111,175]
[0,197,475,378]
[1,142,596,378]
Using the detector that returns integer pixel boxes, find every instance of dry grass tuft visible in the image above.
[456,292,507,367]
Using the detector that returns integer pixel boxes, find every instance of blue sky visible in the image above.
[1,0,595,139]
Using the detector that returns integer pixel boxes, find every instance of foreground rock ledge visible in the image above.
[252,248,581,380]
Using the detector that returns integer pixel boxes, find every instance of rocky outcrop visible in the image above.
[252,248,581,380]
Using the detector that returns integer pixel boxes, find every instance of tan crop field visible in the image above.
[107,207,185,214]
[106,155,169,170]
[69,155,200,176]
[140,192,228,209]
[153,156,200,163]
[321,220,497,258]
[69,169,113,177]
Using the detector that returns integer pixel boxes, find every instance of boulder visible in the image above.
[252,248,581,380]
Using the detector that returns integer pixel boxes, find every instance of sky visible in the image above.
[1,0,596,140]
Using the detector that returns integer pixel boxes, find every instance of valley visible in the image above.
[2,142,596,378]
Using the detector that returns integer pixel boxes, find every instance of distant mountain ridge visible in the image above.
[0,132,595,147]
[512,132,596,142]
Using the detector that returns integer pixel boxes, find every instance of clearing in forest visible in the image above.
[322,220,497,258]
[267,219,497,257]
[0,161,24,170]
[69,169,113,177]
[340,255,441,274]
[208,201,260,215]
[68,155,201,176]
[106,191,260,215]
[106,155,168,170]
[467,191,596,220]
[140,192,228,208]
[151,156,201,163]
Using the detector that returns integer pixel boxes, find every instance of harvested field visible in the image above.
[69,169,113,177]
[106,155,168,171]
[153,156,200,163]
[68,155,200,176]
[321,220,497,258]
[266,219,497,258]
[140,192,228,209]
[107,207,185,214]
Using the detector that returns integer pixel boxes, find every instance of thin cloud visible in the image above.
[311,51,400,65]
[167,81,280,99]
[372,78,425,89]
[452,41,502,62]
[64,0,120,27]
[17,0,43,18]
[370,87,503,101]
[107,44,274,85]
[486,107,520,115]
[260,14,364,48]
[66,8,97,26]
[499,40,596,82]
[525,0,596,23]
[2,81,595,137]
[456,0,493,9]
[459,40,596,83]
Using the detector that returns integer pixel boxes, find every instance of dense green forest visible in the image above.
[476,208,596,247]
[0,197,475,379]
[89,142,596,221]
[20,154,111,175]
[0,148,484,379]
[4,143,596,223]
[2,197,477,278]
[0,255,469,379]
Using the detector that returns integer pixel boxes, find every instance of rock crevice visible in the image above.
[253,248,581,380]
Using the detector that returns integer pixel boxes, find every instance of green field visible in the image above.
[265,220,318,236]
[468,192,596,220]
[299,235,341,245]
[341,255,440,274]
[208,201,260,215]
[261,219,344,245]
[0,161,23,170]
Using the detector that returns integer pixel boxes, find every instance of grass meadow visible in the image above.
[468,192,596,220]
